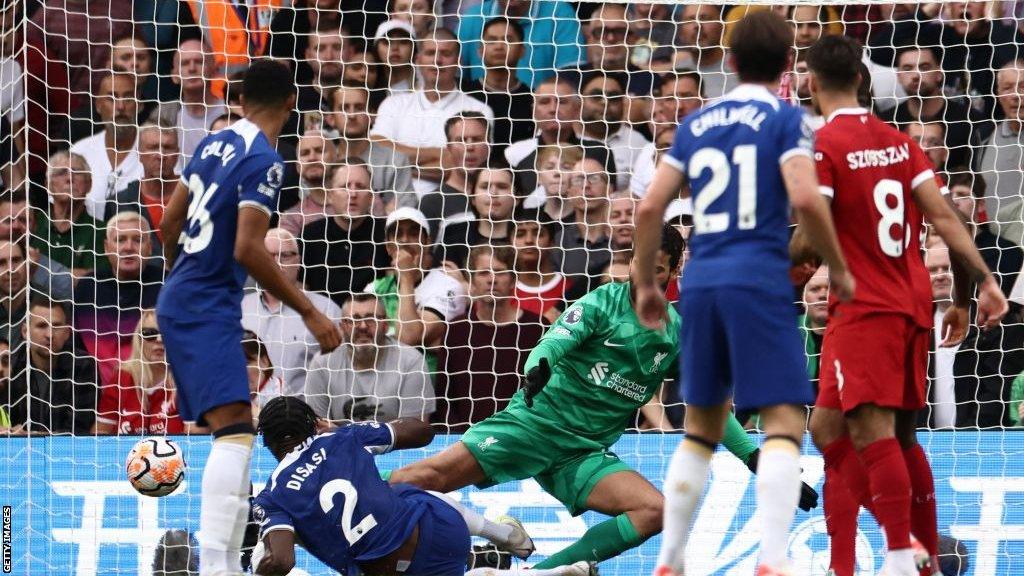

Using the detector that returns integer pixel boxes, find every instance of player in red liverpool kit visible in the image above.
[797,36,1009,576]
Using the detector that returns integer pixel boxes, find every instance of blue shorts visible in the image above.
[157,314,249,426]
[677,286,813,411]
[396,485,471,576]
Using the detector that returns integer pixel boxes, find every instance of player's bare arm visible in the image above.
[633,161,685,329]
[781,155,855,302]
[159,181,190,269]
[912,177,1008,329]
[255,529,296,576]
[390,418,436,449]
[236,206,342,352]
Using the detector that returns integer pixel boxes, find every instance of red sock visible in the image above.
[858,438,912,551]
[903,443,938,558]
[828,436,872,510]
[821,438,861,576]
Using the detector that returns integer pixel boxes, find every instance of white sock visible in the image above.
[883,548,918,575]
[199,438,253,575]
[427,490,514,544]
[656,441,713,570]
[756,441,802,567]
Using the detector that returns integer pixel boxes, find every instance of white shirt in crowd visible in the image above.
[0,56,25,124]
[605,125,650,191]
[366,268,470,327]
[932,307,961,428]
[70,130,143,220]
[241,289,342,397]
[630,141,657,198]
[370,90,494,197]
[177,102,227,173]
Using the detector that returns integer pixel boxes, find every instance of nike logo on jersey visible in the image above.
[604,339,624,348]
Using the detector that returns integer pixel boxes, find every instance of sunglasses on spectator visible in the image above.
[140,328,162,341]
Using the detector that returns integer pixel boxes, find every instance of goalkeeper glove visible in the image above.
[523,358,551,408]
[744,448,820,512]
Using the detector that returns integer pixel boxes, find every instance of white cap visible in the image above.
[375,20,416,41]
[385,207,431,237]
[664,198,693,223]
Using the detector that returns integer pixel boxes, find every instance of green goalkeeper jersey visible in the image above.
[518,281,681,447]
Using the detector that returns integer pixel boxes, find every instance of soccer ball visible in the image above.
[126,437,186,497]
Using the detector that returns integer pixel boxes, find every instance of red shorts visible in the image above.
[816,313,929,413]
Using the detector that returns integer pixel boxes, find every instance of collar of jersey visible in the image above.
[826,107,869,124]
[717,83,780,110]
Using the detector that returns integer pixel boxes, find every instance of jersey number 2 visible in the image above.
[182,174,218,254]
[690,145,757,235]
[319,479,378,545]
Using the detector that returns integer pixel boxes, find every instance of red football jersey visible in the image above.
[96,371,187,435]
[815,107,935,328]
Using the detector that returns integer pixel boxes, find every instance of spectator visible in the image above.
[93,309,196,435]
[799,265,828,385]
[977,60,1024,246]
[0,192,73,303]
[109,35,158,119]
[625,3,681,70]
[305,293,434,423]
[419,112,491,236]
[243,228,341,396]
[279,130,337,237]
[651,71,703,141]
[326,85,415,211]
[0,1,24,135]
[608,192,636,253]
[678,4,736,99]
[298,27,351,115]
[72,212,162,386]
[373,20,418,94]
[437,162,519,268]
[557,155,613,278]
[365,207,469,354]
[904,122,949,175]
[32,150,107,277]
[370,29,494,196]
[939,1,1023,115]
[505,76,610,194]
[633,104,681,197]
[791,55,824,128]
[923,240,960,429]
[865,3,945,71]
[512,210,570,323]
[300,162,389,306]
[0,240,64,353]
[457,0,584,89]
[883,47,984,168]
[104,123,179,245]
[578,72,649,191]
[7,295,97,435]
[790,4,838,52]
[208,111,242,133]
[464,17,535,154]
[342,50,385,108]
[946,170,1023,296]
[522,144,582,222]
[390,0,438,38]
[243,330,286,418]
[69,72,144,220]
[150,38,226,171]
[435,245,546,430]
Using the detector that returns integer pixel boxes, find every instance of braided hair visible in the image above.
[257,396,319,460]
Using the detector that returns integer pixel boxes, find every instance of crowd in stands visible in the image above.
[3,0,1024,435]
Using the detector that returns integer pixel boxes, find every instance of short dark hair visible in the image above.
[469,158,523,199]
[894,45,942,68]
[658,70,703,99]
[947,167,986,197]
[258,396,319,459]
[806,35,863,92]
[856,60,874,109]
[444,111,490,143]
[729,11,794,83]
[241,329,272,379]
[209,111,243,130]
[468,244,516,274]
[482,16,525,43]
[346,292,382,311]
[661,224,685,272]
[241,59,296,110]
[510,208,557,240]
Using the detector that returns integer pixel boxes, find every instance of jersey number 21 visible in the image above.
[690,145,757,235]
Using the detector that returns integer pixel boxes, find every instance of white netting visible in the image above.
[2,1,1024,575]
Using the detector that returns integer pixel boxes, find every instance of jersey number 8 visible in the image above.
[182,174,218,254]
[690,145,758,235]
[873,179,910,258]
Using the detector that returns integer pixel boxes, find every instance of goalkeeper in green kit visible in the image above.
[390,224,818,568]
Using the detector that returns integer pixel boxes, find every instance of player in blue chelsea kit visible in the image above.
[250,396,593,576]
[631,12,855,576]
[157,60,342,575]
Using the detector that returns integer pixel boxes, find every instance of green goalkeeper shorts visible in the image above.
[461,405,633,516]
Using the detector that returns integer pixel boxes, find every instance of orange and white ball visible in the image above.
[125,437,186,497]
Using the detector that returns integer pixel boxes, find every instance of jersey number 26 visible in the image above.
[181,174,217,254]
[690,145,758,235]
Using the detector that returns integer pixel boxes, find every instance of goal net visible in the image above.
[3,1,1024,575]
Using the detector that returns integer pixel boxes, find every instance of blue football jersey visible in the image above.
[252,424,429,575]
[158,119,284,319]
[664,84,814,294]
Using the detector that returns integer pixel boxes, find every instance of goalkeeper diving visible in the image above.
[389,224,819,569]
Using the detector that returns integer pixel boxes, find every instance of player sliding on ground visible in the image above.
[157,60,342,576]
[250,396,589,576]
[633,11,855,576]
[797,35,1009,576]
[390,225,819,571]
